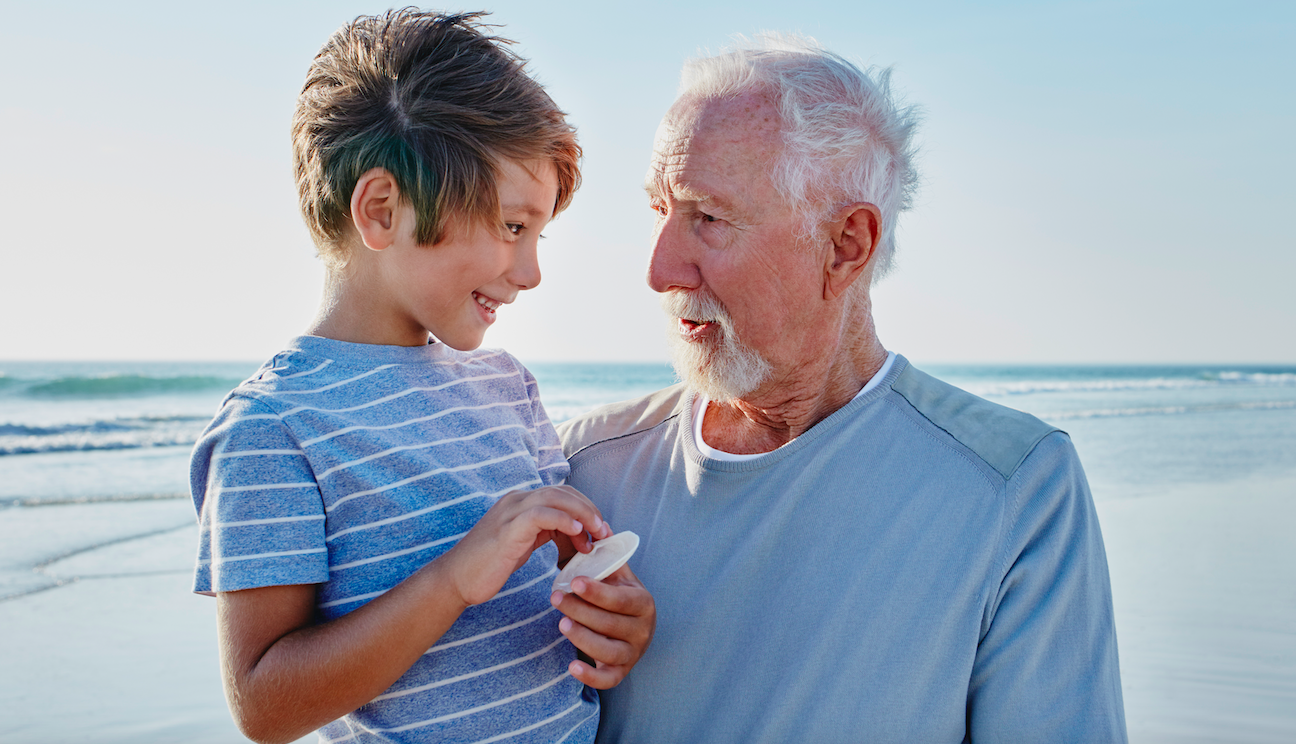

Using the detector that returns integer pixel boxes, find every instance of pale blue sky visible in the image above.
[1,0,1292,363]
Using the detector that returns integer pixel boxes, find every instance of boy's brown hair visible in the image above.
[292,9,581,265]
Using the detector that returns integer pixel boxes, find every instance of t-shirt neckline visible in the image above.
[692,351,898,462]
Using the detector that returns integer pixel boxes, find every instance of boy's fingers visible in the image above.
[515,507,584,538]
[520,487,605,538]
[568,659,629,690]
[546,486,609,538]
[568,529,593,554]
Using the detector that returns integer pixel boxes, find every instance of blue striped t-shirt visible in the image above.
[190,335,597,743]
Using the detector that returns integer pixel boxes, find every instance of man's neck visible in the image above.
[700,334,889,455]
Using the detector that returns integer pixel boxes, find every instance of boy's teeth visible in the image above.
[474,293,499,313]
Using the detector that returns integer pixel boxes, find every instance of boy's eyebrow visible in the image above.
[500,202,551,220]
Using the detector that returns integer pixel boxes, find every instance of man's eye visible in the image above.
[649,202,667,216]
[701,213,718,223]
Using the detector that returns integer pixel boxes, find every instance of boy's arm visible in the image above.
[218,484,611,744]
[218,563,467,744]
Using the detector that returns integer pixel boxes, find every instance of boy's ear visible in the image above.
[349,167,402,251]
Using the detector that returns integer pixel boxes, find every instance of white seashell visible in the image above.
[552,531,640,593]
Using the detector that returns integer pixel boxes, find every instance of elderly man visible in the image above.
[558,37,1126,743]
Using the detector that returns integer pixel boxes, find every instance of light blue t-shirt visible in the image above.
[191,335,597,744]
[560,355,1126,744]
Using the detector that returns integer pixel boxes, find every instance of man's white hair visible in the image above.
[680,34,921,281]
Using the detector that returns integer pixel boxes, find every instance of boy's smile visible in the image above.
[473,291,505,316]
[312,158,559,350]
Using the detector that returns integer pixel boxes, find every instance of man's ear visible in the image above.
[349,167,402,251]
[823,202,882,301]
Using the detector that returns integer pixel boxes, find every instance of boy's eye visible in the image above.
[506,223,524,236]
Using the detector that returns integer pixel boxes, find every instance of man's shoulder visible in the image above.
[888,361,1061,481]
[557,383,689,460]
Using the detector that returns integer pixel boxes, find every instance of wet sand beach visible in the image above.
[0,497,314,744]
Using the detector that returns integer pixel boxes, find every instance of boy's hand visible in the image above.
[551,564,656,689]
[443,485,611,607]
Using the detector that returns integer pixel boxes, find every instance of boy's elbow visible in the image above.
[231,707,312,744]
[226,684,315,744]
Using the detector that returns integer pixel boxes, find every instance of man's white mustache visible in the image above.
[660,290,732,332]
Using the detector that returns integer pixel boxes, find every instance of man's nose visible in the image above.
[510,238,542,290]
[646,214,701,293]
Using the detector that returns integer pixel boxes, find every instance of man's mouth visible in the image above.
[678,317,717,339]
[473,292,503,315]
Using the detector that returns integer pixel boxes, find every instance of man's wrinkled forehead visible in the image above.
[645,91,783,196]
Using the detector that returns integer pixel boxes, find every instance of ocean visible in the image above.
[2,357,1295,505]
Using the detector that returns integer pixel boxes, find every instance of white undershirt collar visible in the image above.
[692,351,896,462]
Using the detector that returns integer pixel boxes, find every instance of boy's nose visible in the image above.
[510,239,542,290]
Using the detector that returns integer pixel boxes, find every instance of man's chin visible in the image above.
[666,332,772,403]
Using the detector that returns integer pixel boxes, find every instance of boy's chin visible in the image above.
[431,332,488,352]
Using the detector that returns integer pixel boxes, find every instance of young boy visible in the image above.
[190,11,653,743]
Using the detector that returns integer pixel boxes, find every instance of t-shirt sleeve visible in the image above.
[517,362,571,487]
[968,431,1128,743]
[190,394,329,596]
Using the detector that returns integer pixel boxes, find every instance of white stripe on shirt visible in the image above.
[217,482,318,494]
[325,450,530,512]
[300,399,530,447]
[328,531,466,572]
[211,448,304,461]
[277,370,518,417]
[315,423,529,479]
[553,709,601,744]
[201,547,327,566]
[269,364,396,395]
[490,566,559,602]
[373,637,568,701]
[277,358,333,379]
[427,605,557,654]
[472,699,587,744]
[376,671,570,733]
[213,514,325,528]
[324,481,537,542]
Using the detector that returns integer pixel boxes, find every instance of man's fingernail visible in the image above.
[559,617,573,633]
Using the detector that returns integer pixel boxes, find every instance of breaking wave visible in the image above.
[1046,400,1296,421]
[965,371,1296,397]
[20,374,243,398]
[0,415,210,456]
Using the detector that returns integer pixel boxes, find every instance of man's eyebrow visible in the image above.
[642,181,718,206]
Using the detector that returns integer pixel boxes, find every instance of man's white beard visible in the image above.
[661,291,773,402]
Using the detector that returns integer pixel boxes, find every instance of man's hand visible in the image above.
[551,564,656,689]
[443,485,612,607]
